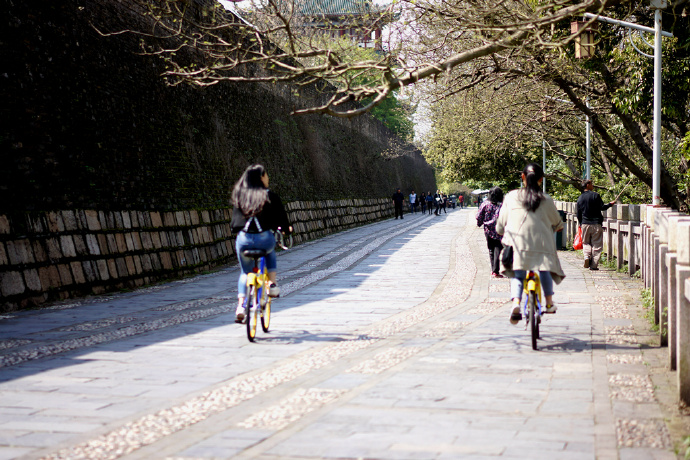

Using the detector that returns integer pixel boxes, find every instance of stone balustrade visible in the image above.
[555,201,690,404]
[0,198,393,312]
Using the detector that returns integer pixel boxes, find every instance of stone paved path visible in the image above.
[0,209,683,460]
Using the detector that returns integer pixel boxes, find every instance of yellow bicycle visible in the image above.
[521,271,543,350]
[240,230,290,342]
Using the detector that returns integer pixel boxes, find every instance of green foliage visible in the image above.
[641,288,659,332]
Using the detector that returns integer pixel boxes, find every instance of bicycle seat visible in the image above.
[242,249,268,258]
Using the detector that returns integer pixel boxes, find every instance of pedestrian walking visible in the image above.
[426,192,434,215]
[476,186,504,278]
[420,192,427,214]
[230,164,292,322]
[576,179,615,270]
[433,190,443,215]
[497,163,565,324]
[440,194,447,214]
[392,188,405,219]
[409,190,417,214]
[458,194,464,209]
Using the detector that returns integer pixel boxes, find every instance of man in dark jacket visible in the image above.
[576,180,615,270]
[392,189,405,219]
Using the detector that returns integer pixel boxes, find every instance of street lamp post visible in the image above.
[544,96,591,180]
[583,4,673,205]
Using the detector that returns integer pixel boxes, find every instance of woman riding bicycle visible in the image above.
[496,163,565,325]
[230,164,292,322]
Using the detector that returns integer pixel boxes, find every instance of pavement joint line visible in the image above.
[36,214,473,460]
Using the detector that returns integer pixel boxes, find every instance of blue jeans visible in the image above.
[510,270,554,302]
[235,231,276,297]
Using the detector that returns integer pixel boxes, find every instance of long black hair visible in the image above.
[488,186,504,204]
[231,164,269,217]
[521,163,544,212]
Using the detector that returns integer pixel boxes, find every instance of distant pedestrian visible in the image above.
[440,194,447,213]
[409,190,417,214]
[426,192,434,215]
[392,188,405,219]
[420,192,427,214]
[458,195,464,209]
[576,179,615,270]
[433,190,443,215]
[476,186,504,278]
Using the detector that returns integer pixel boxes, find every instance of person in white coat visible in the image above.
[496,163,565,325]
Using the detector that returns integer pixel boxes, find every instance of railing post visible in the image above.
[641,205,649,288]
[616,205,628,270]
[655,209,676,346]
[629,205,641,276]
[667,216,690,370]
[676,222,690,405]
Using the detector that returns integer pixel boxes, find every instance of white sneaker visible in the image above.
[269,283,280,298]
[545,304,557,314]
[235,306,245,323]
[509,305,522,325]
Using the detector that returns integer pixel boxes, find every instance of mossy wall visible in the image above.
[1,0,435,213]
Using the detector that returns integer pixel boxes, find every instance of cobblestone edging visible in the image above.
[0,198,393,312]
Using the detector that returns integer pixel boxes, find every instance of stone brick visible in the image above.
[96,259,110,281]
[106,234,118,253]
[114,212,124,228]
[163,212,176,227]
[0,215,10,234]
[125,256,136,275]
[150,231,162,249]
[92,286,106,295]
[27,215,45,233]
[150,253,162,271]
[151,212,163,228]
[23,269,41,291]
[47,212,62,232]
[190,210,200,225]
[0,242,7,265]
[61,210,79,231]
[85,210,101,231]
[70,261,86,284]
[129,211,140,228]
[106,211,117,229]
[72,235,88,256]
[57,264,73,285]
[107,259,119,279]
[96,234,108,255]
[82,261,98,283]
[159,231,169,247]
[38,265,60,289]
[160,251,173,270]
[59,235,77,258]
[131,232,143,251]
[86,233,101,256]
[133,255,143,274]
[138,211,150,227]
[31,240,47,262]
[0,271,25,296]
[201,210,211,223]
[124,233,135,251]
[115,233,128,253]
[175,211,185,226]
[141,232,153,250]
[76,210,88,230]
[141,253,152,272]
[45,238,62,260]
[6,239,35,265]
[98,211,108,230]
[122,212,132,229]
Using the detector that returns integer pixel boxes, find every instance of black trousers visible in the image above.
[487,236,502,274]
[394,203,403,218]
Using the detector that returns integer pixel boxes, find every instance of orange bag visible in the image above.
[573,227,583,250]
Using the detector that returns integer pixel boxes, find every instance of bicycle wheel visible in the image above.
[528,291,538,350]
[246,285,259,342]
[261,295,271,332]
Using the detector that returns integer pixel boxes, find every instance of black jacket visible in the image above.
[577,190,612,226]
[231,190,291,234]
[392,192,404,205]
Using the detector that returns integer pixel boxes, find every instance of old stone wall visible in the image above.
[0,198,393,311]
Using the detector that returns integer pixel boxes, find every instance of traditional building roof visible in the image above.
[294,0,384,17]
